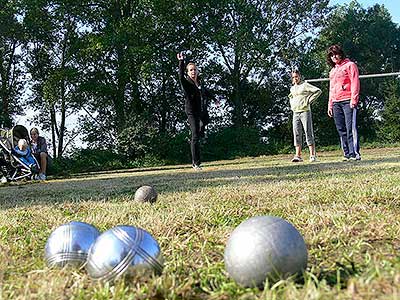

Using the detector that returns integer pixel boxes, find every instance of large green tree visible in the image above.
[0,0,25,128]
[77,0,198,153]
[193,0,330,128]
[23,0,90,158]
[76,0,161,149]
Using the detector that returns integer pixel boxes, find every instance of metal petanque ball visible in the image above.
[224,215,308,288]
[45,221,101,268]
[86,225,164,282]
[134,185,157,203]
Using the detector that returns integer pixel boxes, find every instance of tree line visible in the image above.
[1,0,399,170]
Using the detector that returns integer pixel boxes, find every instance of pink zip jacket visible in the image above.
[328,58,360,109]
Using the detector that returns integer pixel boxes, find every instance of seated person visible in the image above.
[13,138,36,167]
[30,128,48,180]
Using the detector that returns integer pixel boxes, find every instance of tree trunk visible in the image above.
[231,56,243,127]
[114,58,127,132]
[58,79,66,157]
[50,106,57,158]
[0,41,17,129]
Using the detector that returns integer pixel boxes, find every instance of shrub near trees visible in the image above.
[379,81,400,142]
[0,1,399,172]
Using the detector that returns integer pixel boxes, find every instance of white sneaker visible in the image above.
[1,176,7,184]
[291,156,303,162]
[38,173,47,180]
[192,164,202,171]
[309,156,317,162]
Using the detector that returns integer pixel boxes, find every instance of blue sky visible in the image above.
[331,0,400,24]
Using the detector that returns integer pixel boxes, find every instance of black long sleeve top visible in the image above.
[178,59,212,116]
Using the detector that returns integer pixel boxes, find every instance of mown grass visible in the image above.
[0,147,399,300]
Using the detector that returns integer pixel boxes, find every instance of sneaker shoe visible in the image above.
[291,156,303,162]
[1,176,7,184]
[342,156,350,161]
[192,164,202,171]
[309,155,317,162]
[349,156,357,161]
[38,173,47,180]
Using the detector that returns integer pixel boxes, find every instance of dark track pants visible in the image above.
[333,100,361,159]
[187,114,206,166]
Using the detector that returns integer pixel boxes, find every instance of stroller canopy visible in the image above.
[0,125,30,150]
[0,125,39,181]
[12,125,31,146]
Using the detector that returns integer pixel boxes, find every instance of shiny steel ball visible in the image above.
[134,185,157,203]
[86,225,164,282]
[224,216,308,288]
[45,221,101,268]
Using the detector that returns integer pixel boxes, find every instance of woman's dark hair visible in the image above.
[327,44,345,67]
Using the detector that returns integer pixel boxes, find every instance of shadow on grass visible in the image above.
[316,261,359,289]
[0,155,399,209]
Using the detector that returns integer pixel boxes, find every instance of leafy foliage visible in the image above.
[378,81,400,142]
[203,126,271,161]
[0,0,25,128]
[22,0,91,158]
[196,0,330,127]
[117,119,158,160]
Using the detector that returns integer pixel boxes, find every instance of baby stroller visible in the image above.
[0,125,40,182]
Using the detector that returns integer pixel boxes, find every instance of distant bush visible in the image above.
[117,124,157,160]
[202,126,273,161]
[151,132,191,164]
[378,82,400,143]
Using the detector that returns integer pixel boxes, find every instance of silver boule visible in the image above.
[134,185,157,203]
[224,215,308,288]
[86,225,163,282]
[45,221,101,268]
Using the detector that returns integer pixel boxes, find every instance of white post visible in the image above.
[305,72,400,83]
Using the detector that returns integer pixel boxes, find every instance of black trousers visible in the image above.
[187,114,206,166]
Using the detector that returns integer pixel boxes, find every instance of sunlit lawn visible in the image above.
[0,147,399,299]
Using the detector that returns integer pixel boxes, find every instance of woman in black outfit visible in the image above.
[177,52,212,170]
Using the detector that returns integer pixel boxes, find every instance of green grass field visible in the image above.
[1,147,399,300]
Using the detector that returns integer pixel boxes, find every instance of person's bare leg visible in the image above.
[295,145,302,158]
[40,152,47,174]
[308,144,315,157]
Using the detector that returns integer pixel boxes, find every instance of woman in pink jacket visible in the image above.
[327,44,361,161]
